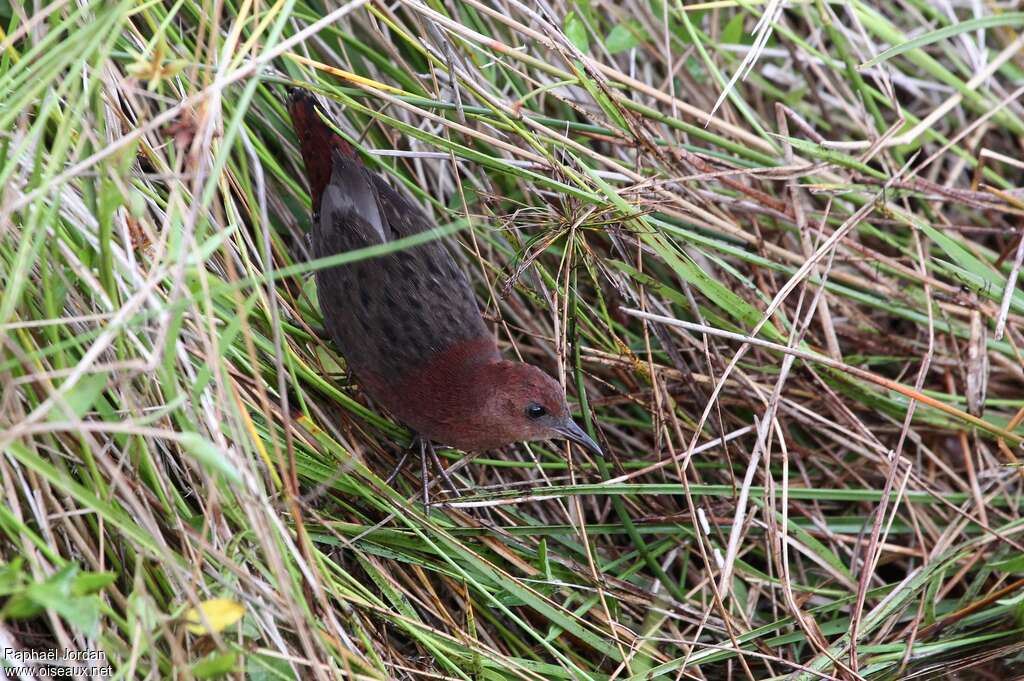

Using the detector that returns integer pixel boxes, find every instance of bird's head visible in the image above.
[473,361,602,456]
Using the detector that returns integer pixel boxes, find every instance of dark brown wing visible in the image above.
[313,151,497,384]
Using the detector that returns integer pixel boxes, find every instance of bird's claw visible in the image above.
[411,436,460,512]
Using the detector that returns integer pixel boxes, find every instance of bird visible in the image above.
[286,88,601,504]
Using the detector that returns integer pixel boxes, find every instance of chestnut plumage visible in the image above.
[287,88,601,458]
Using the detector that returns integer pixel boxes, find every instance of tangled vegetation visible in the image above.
[2,0,1024,678]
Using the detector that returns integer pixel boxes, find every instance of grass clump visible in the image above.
[2,1,1024,679]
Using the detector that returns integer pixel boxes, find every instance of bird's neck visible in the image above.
[383,337,501,432]
[414,337,502,394]
[297,132,357,214]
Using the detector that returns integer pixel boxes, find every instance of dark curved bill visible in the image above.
[556,419,603,457]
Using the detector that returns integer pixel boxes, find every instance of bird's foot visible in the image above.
[384,450,410,485]
[427,441,460,498]
[289,230,315,264]
[385,436,462,511]
[413,436,460,511]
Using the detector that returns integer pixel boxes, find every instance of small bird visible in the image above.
[287,89,601,502]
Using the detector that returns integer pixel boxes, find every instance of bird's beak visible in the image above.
[555,419,603,457]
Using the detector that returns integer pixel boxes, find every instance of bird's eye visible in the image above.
[526,403,546,419]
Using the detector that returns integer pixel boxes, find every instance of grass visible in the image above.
[2,0,1024,679]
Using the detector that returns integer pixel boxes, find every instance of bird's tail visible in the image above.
[287,87,360,214]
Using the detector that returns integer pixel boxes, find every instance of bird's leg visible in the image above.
[384,450,410,485]
[428,443,460,498]
[409,436,460,509]
[380,438,433,504]
[384,435,462,509]
[419,436,431,510]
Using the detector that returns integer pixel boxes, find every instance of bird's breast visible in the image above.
[357,336,501,446]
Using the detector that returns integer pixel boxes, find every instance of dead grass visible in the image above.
[2,0,1024,679]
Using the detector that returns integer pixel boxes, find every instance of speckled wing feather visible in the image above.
[313,151,497,384]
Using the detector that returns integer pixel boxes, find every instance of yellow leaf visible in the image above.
[184,598,245,635]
